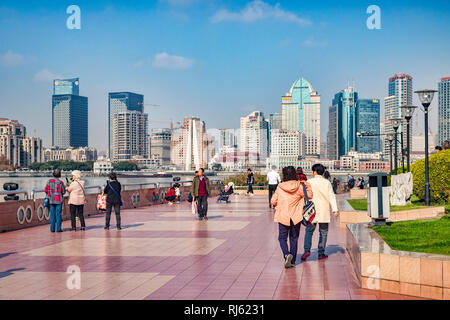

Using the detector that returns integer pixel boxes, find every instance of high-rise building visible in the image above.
[268,113,282,153]
[269,129,306,169]
[383,73,413,158]
[112,111,148,162]
[356,99,381,153]
[240,111,269,166]
[52,94,88,148]
[282,77,320,156]
[438,77,450,145]
[108,92,144,158]
[53,78,79,95]
[328,87,358,160]
[171,117,209,171]
[149,128,171,166]
[219,128,237,151]
[0,118,43,167]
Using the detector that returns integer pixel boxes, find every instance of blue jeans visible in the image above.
[278,220,301,264]
[304,223,329,255]
[49,204,63,232]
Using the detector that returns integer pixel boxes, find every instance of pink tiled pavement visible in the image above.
[0,194,425,300]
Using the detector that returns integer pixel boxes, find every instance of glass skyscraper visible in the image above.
[281,77,320,156]
[52,95,88,148]
[356,99,381,153]
[438,77,450,145]
[328,87,358,160]
[108,92,144,159]
[53,78,79,95]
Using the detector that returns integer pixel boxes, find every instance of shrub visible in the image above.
[410,149,450,203]
[224,173,268,186]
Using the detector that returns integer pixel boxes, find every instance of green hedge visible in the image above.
[410,150,450,203]
[224,173,268,186]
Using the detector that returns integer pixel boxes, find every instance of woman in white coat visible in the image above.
[301,164,339,261]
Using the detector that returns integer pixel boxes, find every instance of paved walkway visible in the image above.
[0,195,423,300]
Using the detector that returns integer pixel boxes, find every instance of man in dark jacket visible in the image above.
[246,168,254,196]
[103,172,122,230]
[191,168,211,221]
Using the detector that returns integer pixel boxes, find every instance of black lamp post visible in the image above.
[400,105,418,172]
[387,134,394,174]
[415,89,437,206]
[391,118,403,175]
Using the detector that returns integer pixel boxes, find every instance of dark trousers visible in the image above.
[304,223,329,255]
[247,183,254,194]
[165,195,176,202]
[197,196,208,218]
[268,184,278,205]
[105,202,121,227]
[70,204,86,228]
[278,220,301,264]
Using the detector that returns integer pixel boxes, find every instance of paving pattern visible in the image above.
[0,194,425,300]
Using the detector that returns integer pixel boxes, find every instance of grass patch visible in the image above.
[347,198,427,212]
[372,216,450,255]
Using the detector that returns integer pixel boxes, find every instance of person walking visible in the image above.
[192,168,211,221]
[296,167,307,181]
[246,168,254,196]
[267,166,281,208]
[332,178,339,194]
[271,166,313,268]
[103,172,122,230]
[45,169,66,233]
[67,170,86,231]
[301,164,339,261]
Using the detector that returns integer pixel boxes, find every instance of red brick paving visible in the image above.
[0,194,425,300]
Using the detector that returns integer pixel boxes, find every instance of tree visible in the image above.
[0,156,13,171]
[112,161,140,171]
[211,163,223,171]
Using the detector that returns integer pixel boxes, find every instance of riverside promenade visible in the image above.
[0,194,423,300]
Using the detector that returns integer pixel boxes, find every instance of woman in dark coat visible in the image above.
[103,172,122,230]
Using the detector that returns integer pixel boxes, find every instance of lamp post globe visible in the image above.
[415,90,437,206]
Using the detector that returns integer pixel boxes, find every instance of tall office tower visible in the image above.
[270,129,306,169]
[0,118,43,167]
[328,86,358,160]
[240,111,269,166]
[108,92,144,158]
[282,77,321,156]
[171,117,208,171]
[219,128,237,150]
[149,128,171,166]
[438,77,450,145]
[379,120,389,160]
[112,111,148,162]
[383,73,413,158]
[52,94,88,149]
[356,99,381,153]
[268,113,282,153]
[53,78,79,95]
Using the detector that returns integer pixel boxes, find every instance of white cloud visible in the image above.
[210,0,311,26]
[34,69,61,83]
[0,50,25,67]
[303,39,327,48]
[152,52,194,70]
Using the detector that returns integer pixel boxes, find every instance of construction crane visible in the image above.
[137,102,160,157]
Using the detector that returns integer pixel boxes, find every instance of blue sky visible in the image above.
[1,0,449,151]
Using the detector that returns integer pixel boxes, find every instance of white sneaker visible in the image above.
[168,202,173,206]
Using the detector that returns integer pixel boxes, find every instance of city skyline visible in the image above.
[1,0,449,151]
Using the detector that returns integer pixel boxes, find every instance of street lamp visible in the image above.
[386,134,394,174]
[415,89,437,206]
[400,105,418,172]
[390,118,403,175]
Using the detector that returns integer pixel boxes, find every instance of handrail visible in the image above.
[0,190,29,200]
